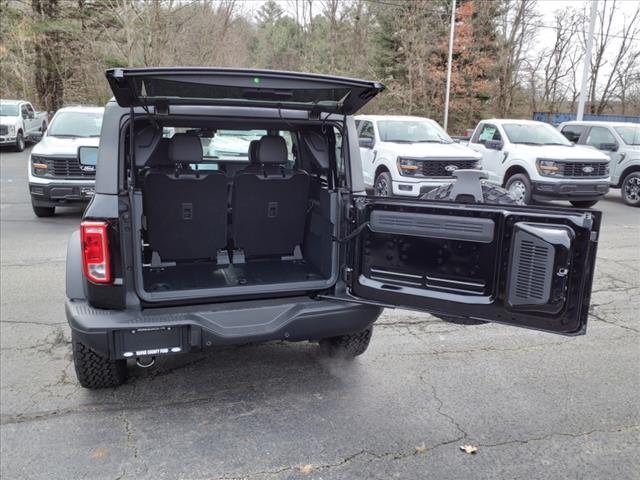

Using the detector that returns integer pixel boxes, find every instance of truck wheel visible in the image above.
[319,327,372,358]
[72,334,127,389]
[374,171,393,197]
[504,173,532,205]
[14,131,25,152]
[570,200,599,208]
[422,182,516,205]
[32,203,55,217]
[621,172,640,207]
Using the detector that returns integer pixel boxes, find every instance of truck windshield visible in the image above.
[503,123,572,146]
[377,120,453,144]
[0,104,19,116]
[48,111,103,138]
[614,126,640,145]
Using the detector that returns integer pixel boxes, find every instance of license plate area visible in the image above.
[81,186,95,198]
[115,326,187,358]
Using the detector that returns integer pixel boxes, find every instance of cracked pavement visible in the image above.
[1,147,639,479]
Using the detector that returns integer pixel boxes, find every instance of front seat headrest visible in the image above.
[257,135,287,165]
[168,134,203,163]
[248,140,260,164]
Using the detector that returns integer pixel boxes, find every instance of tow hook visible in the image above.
[136,356,156,368]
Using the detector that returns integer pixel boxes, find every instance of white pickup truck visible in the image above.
[0,100,48,151]
[355,115,481,197]
[558,121,640,207]
[467,119,611,207]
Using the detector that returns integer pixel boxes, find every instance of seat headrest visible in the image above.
[248,140,260,164]
[168,134,203,163]
[257,135,288,165]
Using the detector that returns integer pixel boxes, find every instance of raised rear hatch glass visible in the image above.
[106,67,385,115]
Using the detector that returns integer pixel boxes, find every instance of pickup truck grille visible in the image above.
[0,125,8,135]
[558,161,608,178]
[420,158,479,177]
[40,156,95,178]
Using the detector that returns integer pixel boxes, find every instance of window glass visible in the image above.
[585,127,616,148]
[26,104,34,114]
[163,128,295,170]
[614,126,640,145]
[502,123,570,146]
[21,105,28,117]
[377,119,452,143]
[0,104,19,116]
[47,111,103,137]
[560,125,585,143]
[478,124,501,143]
[359,121,375,140]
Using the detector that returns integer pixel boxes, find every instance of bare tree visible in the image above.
[495,0,538,117]
[584,0,640,114]
[538,9,583,112]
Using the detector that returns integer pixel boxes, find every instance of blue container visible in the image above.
[533,111,640,126]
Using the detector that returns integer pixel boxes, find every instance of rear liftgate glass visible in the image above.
[344,198,600,335]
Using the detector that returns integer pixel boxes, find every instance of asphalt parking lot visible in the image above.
[1,146,638,480]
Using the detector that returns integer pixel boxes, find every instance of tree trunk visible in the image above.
[32,0,64,112]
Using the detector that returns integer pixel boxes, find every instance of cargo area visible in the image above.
[129,118,343,301]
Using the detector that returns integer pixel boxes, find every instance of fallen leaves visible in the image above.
[299,464,315,475]
[459,445,478,454]
[90,447,108,459]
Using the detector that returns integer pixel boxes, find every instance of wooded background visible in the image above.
[1,0,639,134]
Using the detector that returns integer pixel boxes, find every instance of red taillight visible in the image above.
[80,221,111,284]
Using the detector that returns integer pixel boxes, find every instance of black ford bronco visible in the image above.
[66,68,601,388]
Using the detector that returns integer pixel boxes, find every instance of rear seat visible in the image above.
[144,134,228,262]
[232,135,310,258]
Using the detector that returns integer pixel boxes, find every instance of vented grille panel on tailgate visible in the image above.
[508,229,554,306]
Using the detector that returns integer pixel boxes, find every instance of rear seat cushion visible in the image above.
[144,133,228,261]
[232,134,310,257]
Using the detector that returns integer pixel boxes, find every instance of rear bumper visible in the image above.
[531,180,609,201]
[66,296,383,360]
[29,181,95,206]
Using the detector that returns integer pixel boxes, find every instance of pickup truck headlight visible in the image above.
[8,125,16,135]
[31,155,48,176]
[397,157,420,176]
[536,159,561,177]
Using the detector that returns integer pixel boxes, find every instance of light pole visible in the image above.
[443,0,456,133]
[577,0,598,120]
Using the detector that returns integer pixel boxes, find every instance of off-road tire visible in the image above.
[14,131,25,152]
[72,335,127,389]
[570,200,599,208]
[32,203,55,217]
[319,327,373,358]
[422,182,517,205]
[621,172,640,207]
[374,171,393,197]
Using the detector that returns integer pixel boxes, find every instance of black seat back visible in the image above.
[144,134,228,262]
[232,135,310,258]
